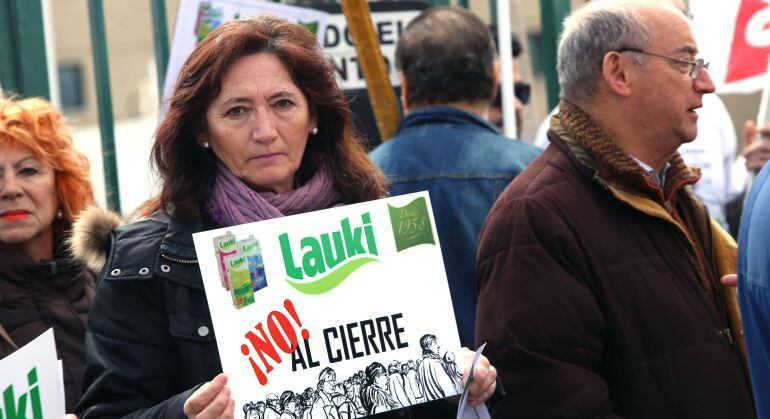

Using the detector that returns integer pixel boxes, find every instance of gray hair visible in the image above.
[557,1,659,104]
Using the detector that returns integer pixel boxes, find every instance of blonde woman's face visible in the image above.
[0,144,58,255]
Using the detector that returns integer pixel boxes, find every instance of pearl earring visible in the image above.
[311,127,318,135]
[203,142,210,148]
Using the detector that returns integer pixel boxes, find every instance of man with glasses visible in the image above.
[536,0,770,235]
[370,6,540,349]
[476,1,755,417]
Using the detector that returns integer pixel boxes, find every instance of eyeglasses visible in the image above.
[492,82,531,107]
[618,48,709,79]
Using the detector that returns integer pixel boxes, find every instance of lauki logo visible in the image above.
[1,367,43,419]
[279,212,379,294]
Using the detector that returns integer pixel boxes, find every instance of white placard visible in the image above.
[0,329,65,418]
[322,9,421,90]
[193,192,462,417]
[163,0,329,104]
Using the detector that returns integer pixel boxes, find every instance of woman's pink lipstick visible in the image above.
[251,153,282,162]
[0,210,30,221]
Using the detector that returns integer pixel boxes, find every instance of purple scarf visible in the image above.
[204,162,341,227]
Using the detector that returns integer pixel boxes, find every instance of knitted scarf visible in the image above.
[204,161,341,226]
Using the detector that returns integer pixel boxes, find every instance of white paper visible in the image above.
[457,343,491,419]
[193,192,463,417]
[0,329,65,418]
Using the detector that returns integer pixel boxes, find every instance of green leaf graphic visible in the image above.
[285,256,378,294]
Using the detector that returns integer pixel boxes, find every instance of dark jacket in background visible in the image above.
[475,101,754,418]
[370,106,540,347]
[0,248,95,412]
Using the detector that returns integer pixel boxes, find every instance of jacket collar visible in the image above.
[398,105,500,135]
[151,211,206,261]
[550,100,702,204]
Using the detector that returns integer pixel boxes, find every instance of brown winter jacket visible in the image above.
[475,101,755,419]
[0,248,96,412]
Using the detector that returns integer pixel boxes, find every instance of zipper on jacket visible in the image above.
[160,252,198,265]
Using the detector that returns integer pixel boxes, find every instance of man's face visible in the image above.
[489,58,526,138]
[632,8,715,149]
[322,375,335,394]
[428,339,439,354]
[513,59,525,133]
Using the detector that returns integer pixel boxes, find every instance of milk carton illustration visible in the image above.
[238,236,268,292]
[224,252,255,309]
[213,232,237,290]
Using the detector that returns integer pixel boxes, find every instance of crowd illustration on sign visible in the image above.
[242,334,461,418]
[213,232,269,309]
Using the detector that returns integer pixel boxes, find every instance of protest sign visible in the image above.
[192,192,462,417]
[163,0,329,104]
[691,0,770,93]
[315,1,428,146]
[0,329,65,419]
[318,2,424,91]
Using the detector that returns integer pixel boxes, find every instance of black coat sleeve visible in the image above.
[76,270,197,419]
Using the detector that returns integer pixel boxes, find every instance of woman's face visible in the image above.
[0,144,58,255]
[203,52,316,194]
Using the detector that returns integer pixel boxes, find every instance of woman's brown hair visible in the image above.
[141,15,387,221]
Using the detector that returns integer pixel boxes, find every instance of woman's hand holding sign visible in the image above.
[459,348,497,406]
[183,374,235,419]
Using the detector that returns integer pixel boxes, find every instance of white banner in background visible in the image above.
[691,0,770,94]
[323,9,421,90]
[0,329,65,418]
[192,192,463,418]
[163,0,328,103]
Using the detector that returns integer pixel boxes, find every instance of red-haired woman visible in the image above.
[0,97,98,412]
[73,16,497,419]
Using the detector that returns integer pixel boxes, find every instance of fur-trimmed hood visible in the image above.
[67,205,124,273]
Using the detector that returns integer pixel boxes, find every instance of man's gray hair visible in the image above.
[557,1,658,105]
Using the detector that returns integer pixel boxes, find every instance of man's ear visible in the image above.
[602,51,633,98]
[491,57,501,100]
[399,71,410,114]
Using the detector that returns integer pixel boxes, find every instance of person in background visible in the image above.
[487,29,530,139]
[370,6,540,349]
[73,15,496,419]
[476,1,754,417]
[732,160,770,418]
[0,97,99,413]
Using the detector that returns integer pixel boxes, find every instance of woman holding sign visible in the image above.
[0,97,97,412]
[73,16,496,419]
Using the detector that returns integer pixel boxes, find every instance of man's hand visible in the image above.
[742,120,770,173]
[183,373,234,419]
[721,274,738,288]
[458,347,497,406]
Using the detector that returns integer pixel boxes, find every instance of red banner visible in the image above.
[726,0,770,83]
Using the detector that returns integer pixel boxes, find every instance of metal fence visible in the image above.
[0,0,569,214]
